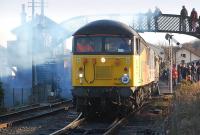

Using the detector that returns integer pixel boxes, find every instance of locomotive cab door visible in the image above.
[133,37,142,86]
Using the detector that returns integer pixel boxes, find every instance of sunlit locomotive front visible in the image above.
[72,20,159,116]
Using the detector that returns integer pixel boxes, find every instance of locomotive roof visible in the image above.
[73,20,138,37]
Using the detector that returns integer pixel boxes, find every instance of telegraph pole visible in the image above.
[28,0,35,20]
[32,0,35,20]
[28,0,47,102]
[28,0,46,19]
[41,0,44,16]
[28,0,37,100]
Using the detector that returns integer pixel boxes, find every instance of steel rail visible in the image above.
[0,100,72,129]
[0,100,71,120]
[0,107,69,129]
[50,113,86,135]
[103,102,150,135]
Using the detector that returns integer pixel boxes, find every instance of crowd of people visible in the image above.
[177,62,200,83]
[161,61,200,87]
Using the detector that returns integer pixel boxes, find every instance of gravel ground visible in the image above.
[118,96,172,135]
[0,96,172,135]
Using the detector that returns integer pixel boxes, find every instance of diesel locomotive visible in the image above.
[71,20,159,116]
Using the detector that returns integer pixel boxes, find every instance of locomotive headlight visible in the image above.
[79,73,84,78]
[121,74,130,84]
[101,57,106,63]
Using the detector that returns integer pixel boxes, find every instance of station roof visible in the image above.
[73,20,138,37]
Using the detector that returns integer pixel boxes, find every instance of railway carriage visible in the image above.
[71,20,159,116]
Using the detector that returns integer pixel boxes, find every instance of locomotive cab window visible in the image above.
[75,37,102,53]
[74,36,132,54]
[105,37,132,53]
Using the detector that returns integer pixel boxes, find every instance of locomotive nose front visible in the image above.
[72,55,133,86]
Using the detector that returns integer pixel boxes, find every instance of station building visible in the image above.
[3,7,71,108]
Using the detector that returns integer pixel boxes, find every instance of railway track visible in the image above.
[50,113,120,135]
[6,104,40,113]
[0,100,72,129]
[103,100,153,135]
[50,95,172,135]
[49,100,150,135]
[118,95,172,135]
[0,95,172,135]
[0,106,80,135]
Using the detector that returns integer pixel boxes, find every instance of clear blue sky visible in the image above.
[0,0,200,46]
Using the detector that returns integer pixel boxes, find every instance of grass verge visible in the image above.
[170,80,200,135]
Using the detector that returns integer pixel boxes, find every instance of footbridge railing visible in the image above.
[61,14,200,40]
[133,14,200,39]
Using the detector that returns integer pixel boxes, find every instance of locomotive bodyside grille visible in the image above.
[95,66,112,79]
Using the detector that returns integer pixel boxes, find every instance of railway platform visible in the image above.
[159,81,172,94]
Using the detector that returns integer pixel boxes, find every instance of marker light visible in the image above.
[101,57,106,63]
[79,73,83,78]
[121,74,130,84]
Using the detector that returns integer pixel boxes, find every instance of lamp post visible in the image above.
[165,34,173,93]
[165,34,182,93]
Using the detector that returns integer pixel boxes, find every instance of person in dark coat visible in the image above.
[190,8,198,32]
[163,68,169,84]
[180,5,188,31]
[191,63,196,82]
[177,64,182,82]
[181,64,187,80]
[146,9,153,31]
[154,6,162,31]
